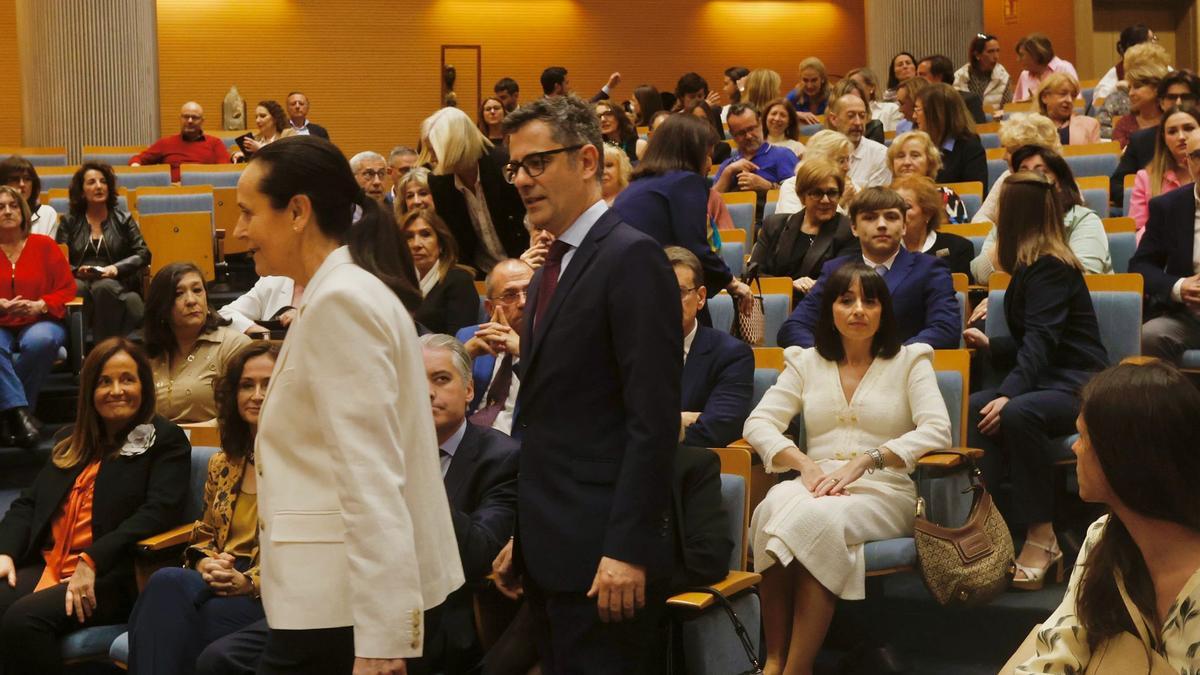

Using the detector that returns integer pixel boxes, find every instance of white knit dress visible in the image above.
[746,344,952,600]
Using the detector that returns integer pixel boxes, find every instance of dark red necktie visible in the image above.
[469,353,513,428]
[533,240,571,330]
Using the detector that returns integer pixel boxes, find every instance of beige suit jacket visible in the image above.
[255,246,464,658]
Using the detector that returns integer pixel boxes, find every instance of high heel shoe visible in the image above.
[9,407,40,449]
[1012,538,1064,591]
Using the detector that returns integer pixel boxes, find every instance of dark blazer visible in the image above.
[613,170,734,298]
[1111,126,1156,204]
[669,446,732,592]
[415,266,481,336]
[751,210,859,283]
[304,123,330,140]
[711,141,732,166]
[0,416,190,594]
[962,90,987,124]
[515,209,682,592]
[778,247,960,349]
[924,230,975,277]
[1129,184,1198,309]
[865,119,885,145]
[935,134,988,188]
[991,256,1108,398]
[681,326,754,448]
[57,209,152,293]
[429,147,529,273]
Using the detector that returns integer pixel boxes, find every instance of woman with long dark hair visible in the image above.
[595,99,645,164]
[914,83,987,185]
[1016,359,1200,673]
[232,135,461,673]
[402,208,478,335]
[885,51,918,102]
[953,33,1012,108]
[630,84,663,127]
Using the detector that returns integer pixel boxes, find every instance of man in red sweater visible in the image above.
[130,101,230,182]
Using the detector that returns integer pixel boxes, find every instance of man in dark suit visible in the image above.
[455,258,534,433]
[919,55,988,124]
[778,186,960,349]
[1131,136,1200,364]
[194,336,519,675]
[285,92,329,139]
[541,66,621,104]
[666,247,753,448]
[1110,72,1200,204]
[495,95,682,674]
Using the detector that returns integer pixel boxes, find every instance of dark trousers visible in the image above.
[256,626,355,675]
[77,278,143,343]
[525,579,668,675]
[127,566,265,675]
[968,387,1081,525]
[0,562,132,675]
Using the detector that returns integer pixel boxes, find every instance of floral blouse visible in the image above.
[1018,515,1200,674]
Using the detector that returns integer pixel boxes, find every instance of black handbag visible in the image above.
[672,586,763,675]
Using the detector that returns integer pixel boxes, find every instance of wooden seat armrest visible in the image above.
[138,523,195,551]
[66,297,83,307]
[216,228,226,240]
[666,570,761,610]
[917,447,984,468]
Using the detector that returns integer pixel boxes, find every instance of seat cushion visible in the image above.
[109,631,129,664]
[60,623,127,661]
[865,537,916,572]
[679,590,761,675]
[1182,350,1200,369]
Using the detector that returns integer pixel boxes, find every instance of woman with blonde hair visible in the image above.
[787,57,830,124]
[1098,42,1171,147]
[964,172,1107,591]
[421,106,527,275]
[744,69,782,115]
[887,130,968,223]
[774,130,857,216]
[971,112,1062,226]
[601,143,633,206]
[393,166,434,216]
[1036,73,1100,145]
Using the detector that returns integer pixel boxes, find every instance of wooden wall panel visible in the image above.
[156,0,866,158]
[0,0,22,145]
[865,0,984,90]
[983,0,1078,82]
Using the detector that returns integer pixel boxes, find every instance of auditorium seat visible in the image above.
[941,181,983,221]
[941,222,992,258]
[112,165,172,189]
[133,185,215,219]
[139,212,217,281]
[34,166,79,192]
[722,192,756,243]
[1102,217,1136,274]
[0,147,68,166]
[720,241,745,278]
[987,159,1007,194]
[47,187,130,216]
[708,293,734,334]
[1076,176,1110,218]
[750,347,783,409]
[980,133,1000,150]
[757,277,793,348]
[82,146,147,166]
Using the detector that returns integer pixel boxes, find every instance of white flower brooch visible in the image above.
[119,424,157,457]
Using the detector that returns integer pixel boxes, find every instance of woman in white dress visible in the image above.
[745,262,952,675]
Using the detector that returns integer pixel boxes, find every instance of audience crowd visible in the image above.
[0,30,1199,675]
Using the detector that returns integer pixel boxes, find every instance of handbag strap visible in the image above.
[1114,568,1159,655]
[684,586,763,673]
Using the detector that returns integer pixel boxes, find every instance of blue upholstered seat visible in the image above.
[986,288,1141,366]
[751,367,779,409]
[38,173,73,191]
[180,169,243,188]
[82,151,141,166]
[707,293,734,334]
[721,241,745,278]
[0,153,67,167]
[987,159,1007,194]
[135,192,215,216]
[960,193,982,221]
[980,133,1000,150]
[727,203,754,243]
[50,195,129,216]
[1066,154,1118,181]
[112,168,172,189]
[763,200,778,220]
[1107,232,1136,274]
[1080,188,1109,218]
[761,294,789,348]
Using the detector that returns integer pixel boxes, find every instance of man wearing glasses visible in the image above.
[455,258,535,435]
[1132,132,1200,365]
[129,101,231,182]
[712,102,799,193]
[492,95,681,673]
[1111,70,1200,204]
[349,151,389,204]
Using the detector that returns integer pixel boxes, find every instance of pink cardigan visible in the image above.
[1064,115,1101,146]
[1131,168,1185,243]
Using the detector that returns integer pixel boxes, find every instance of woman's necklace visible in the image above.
[0,239,24,265]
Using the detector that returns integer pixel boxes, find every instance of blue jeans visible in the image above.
[127,566,265,675]
[0,321,66,411]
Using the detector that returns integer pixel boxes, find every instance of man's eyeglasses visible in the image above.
[806,189,841,202]
[502,145,584,184]
[1162,93,1199,105]
[357,169,387,181]
[679,286,697,299]
[491,288,528,305]
[730,126,759,140]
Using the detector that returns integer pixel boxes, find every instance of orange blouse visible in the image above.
[36,460,100,592]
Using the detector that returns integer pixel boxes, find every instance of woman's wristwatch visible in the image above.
[866,448,885,473]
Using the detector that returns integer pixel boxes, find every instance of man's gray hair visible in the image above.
[501,95,604,183]
[419,333,473,384]
[389,145,417,161]
[349,150,386,172]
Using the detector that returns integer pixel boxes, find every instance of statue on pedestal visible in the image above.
[223,86,246,130]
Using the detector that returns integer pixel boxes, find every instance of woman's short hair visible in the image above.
[68,162,119,217]
[634,113,715,178]
[1017,33,1055,66]
[888,52,917,90]
[996,171,1081,273]
[633,85,664,126]
[602,143,633,193]
[215,341,280,461]
[803,130,853,166]
[1122,42,1171,87]
[420,106,494,176]
[968,34,999,70]
[54,337,157,469]
[595,100,638,143]
[846,67,881,102]
[476,96,506,137]
[814,262,901,362]
[0,156,42,210]
[1074,359,1200,650]
[887,130,943,178]
[400,207,458,277]
[896,76,928,104]
[257,100,288,137]
[0,186,32,236]
[744,69,782,112]
[1009,144,1084,210]
[998,113,1063,154]
[394,166,432,217]
[890,175,946,231]
[916,83,976,146]
[761,98,800,141]
[793,158,845,200]
[144,262,231,358]
[1035,73,1081,116]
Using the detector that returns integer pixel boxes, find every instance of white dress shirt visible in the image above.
[682,321,699,361]
[439,420,467,478]
[489,355,520,435]
[1169,185,1200,312]
[552,199,609,279]
[848,138,892,188]
[863,249,901,274]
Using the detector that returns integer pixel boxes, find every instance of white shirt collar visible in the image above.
[864,248,900,272]
[920,230,938,253]
[683,321,699,359]
[556,199,609,250]
[441,420,467,459]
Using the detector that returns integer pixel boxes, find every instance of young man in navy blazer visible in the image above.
[778,186,960,349]
[494,95,681,674]
[667,246,754,448]
[1131,135,1200,364]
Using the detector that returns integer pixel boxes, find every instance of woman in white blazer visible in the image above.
[232,135,464,675]
[745,262,951,675]
[217,275,300,336]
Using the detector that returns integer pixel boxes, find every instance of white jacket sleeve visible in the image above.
[744,347,807,472]
[879,347,953,472]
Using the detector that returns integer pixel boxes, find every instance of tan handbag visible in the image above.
[731,265,766,346]
[913,457,1015,607]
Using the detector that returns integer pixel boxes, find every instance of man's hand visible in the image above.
[737,172,771,192]
[605,72,622,91]
[0,554,16,587]
[962,327,989,350]
[1182,275,1200,308]
[492,539,523,600]
[277,308,298,327]
[353,657,406,675]
[474,323,519,356]
[586,556,646,623]
[977,396,1009,436]
[99,265,119,279]
[246,324,270,338]
[725,158,758,175]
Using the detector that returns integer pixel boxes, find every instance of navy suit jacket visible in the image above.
[681,326,754,448]
[1130,183,1198,308]
[1111,126,1156,204]
[303,123,329,140]
[777,247,960,349]
[515,208,682,592]
[613,171,734,299]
